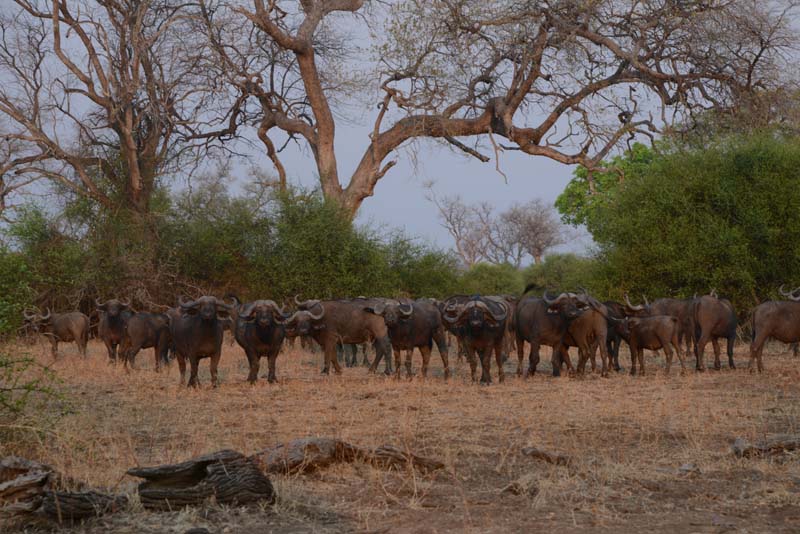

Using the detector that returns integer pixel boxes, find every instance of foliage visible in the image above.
[0,352,59,418]
[457,263,524,296]
[556,132,800,310]
[521,254,601,295]
[0,248,35,337]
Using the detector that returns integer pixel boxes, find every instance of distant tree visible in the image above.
[431,193,565,267]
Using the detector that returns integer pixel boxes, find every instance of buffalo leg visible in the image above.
[479,347,492,385]
[516,335,526,376]
[210,351,221,387]
[494,342,505,384]
[433,329,450,379]
[77,331,88,358]
[672,333,686,372]
[727,335,736,369]
[420,345,434,378]
[246,349,260,384]
[748,333,767,373]
[466,347,478,381]
[663,340,673,375]
[695,332,710,371]
[638,348,645,376]
[711,338,722,370]
[374,337,392,375]
[405,349,415,378]
[266,345,280,383]
[559,345,574,374]
[629,341,638,376]
[392,347,403,378]
[176,353,187,384]
[528,342,541,376]
[48,337,59,360]
[187,357,200,388]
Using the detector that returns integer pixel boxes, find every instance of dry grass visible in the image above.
[2,337,800,533]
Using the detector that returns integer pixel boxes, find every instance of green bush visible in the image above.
[556,132,800,310]
[0,249,35,337]
[457,263,524,296]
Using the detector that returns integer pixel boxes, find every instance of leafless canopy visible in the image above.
[430,193,565,268]
[194,0,798,217]
[0,0,216,215]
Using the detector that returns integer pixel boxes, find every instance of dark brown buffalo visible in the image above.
[514,295,571,377]
[170,296,235,387]
[23,309,89,358]
[442,296,508,384]
[365,298,449,378]
[121,312,171,370]
[439,295,472,362]
[603,301,625,372]
[544,290,611,377]
[624,295,696,360]
[693,291,737,370]
[748,285,800,372]
[284,297,392,375]
[616,315,684,375]
[96,298,133,363]
[232,299,286,384]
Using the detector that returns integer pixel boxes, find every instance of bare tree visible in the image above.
[196,0,797,218]
[428,193,488,268]
[500,200,565,265]
[0,0,215,215]
[431,193,565,268]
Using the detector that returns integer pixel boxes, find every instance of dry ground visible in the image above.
[2,337,799,533]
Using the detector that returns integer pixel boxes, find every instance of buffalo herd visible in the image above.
[19,285,800,387]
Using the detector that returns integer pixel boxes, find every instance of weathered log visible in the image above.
[732,434,800,458]
[0,456,125,525]
[40,491,128,523]
[251,438,361,474]
[369,445,445,473]
[127,449,275,510]
[521,446,572,467]
[250,438,444,475]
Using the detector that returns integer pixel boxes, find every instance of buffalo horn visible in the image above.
[307,302,325,321]
[40,308,51,321]
[178,296,198,309]
[542,290,559,306]
[710,288,717,298]
[624,293,645,311]
[399,301,413,316]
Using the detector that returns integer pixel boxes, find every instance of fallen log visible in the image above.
[250,438,444,475]
[127,449,275,510]
[0,456,126,525]
[521,446,571,467]
[732,434,800,458]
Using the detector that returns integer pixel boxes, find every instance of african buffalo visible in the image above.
[748,285,800,372]
[23,309,89,358]
[625,295,696,360]
[284,297,393,375]
[543,290,611,377]
[121,312,171,370]
[170,296,235,387]
[603,301,626,372]
[514,295,571,377]
[365,298,449,378]
[96,298,133,363]
[616,315,684,375]
[693,291,737,370]
[442,296,508,384]
[232,299,286,384]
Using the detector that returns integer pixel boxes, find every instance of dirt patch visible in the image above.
[2,340,799,532]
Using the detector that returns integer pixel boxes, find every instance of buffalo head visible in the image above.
[179,296,235,322]
[443,298,507,328]
[238,300,285,327]
[282,302,326,337]
[364,299,413,327]
[96,298,131,318]
[22,308,52,329]
[542,290,585,319]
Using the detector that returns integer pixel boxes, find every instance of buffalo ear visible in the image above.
[363,306,378,315]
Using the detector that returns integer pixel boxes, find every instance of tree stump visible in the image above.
[0,456,126,525]
[127,449,275,510]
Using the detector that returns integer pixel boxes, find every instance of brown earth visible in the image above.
[1,338,799,533]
